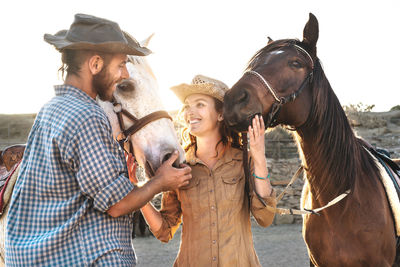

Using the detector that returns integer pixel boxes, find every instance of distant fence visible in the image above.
[0,114,36,150]
[0,113,300,161]
[266,138,299,159]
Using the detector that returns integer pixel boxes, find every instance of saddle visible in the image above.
[360,139,400,192]
[0,145,25,215]
[360,138,400,235]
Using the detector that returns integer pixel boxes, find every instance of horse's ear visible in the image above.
[302,13,319,56]
[267,36,273,44]
[140,33,155,47]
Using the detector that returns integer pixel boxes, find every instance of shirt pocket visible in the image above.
[221,174,244,201]
[178,176,200,207]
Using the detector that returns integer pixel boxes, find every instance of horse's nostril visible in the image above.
[162,152,182,168]
[162,153,172,164]
[117,83,126,90]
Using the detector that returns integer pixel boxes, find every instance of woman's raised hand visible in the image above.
[248,115,266,164]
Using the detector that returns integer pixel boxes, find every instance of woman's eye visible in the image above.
[289,60,302,68]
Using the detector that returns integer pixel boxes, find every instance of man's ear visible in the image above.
[88,55,104,75]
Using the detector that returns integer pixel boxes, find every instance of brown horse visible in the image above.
[223,13,400,267]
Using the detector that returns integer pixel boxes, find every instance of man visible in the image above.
[5,14,191,266]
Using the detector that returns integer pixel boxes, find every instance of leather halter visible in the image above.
[242,43,315,208]
[112,101,172,153]
[244,43,314,129]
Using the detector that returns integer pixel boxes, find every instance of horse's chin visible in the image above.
[230,122,249,133]
[228,113,261,133]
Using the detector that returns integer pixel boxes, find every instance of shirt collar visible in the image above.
[185,144,243,168]
[54,84,98,105]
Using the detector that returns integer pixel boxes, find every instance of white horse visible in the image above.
[98,34,184,174]
[0,35,184,265]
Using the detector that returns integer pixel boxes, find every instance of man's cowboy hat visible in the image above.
[44,13,151,56]
[171,75,229,103]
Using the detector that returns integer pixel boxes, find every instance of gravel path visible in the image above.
[133,222,310,266]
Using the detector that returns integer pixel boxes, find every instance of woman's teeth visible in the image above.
[189,119,200,124]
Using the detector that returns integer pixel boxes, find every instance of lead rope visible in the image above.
[243,133,267,207]
[242,133,350,215]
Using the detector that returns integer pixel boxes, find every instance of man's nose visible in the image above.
[121,65,129,80]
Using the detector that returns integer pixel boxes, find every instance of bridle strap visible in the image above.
[242,43,316,209]
[245,70,283,103]
[112,101,172,153]
[241,43,350,216]
[243,43,314,128]
[122,110,172,137]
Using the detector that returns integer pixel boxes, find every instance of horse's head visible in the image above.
[224,13,319,132]
[98,34,185,177]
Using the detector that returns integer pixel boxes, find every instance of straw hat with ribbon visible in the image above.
[44,13,151,56]
[171,75,229,103]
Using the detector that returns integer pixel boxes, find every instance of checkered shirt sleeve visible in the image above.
[66,113,133,212]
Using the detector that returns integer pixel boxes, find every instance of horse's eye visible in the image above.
[289,60,302,69]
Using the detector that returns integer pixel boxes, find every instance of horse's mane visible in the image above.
[302,50,380,199]
[249,39,380,199]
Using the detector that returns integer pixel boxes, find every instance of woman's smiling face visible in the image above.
[182,93,223,137]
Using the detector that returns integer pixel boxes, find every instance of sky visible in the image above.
[1,0,399,114]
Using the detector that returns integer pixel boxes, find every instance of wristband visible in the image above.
[252,173,271,180]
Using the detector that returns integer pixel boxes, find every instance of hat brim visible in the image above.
[170,83,225,103]
[44,30,151,56]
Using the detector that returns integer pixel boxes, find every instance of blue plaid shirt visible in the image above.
[6,85,136,266]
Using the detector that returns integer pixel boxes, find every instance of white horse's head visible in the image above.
[98,34,184,176]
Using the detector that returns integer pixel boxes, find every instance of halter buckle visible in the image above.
[113,103,122,113]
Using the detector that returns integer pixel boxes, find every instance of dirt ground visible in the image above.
[133,222,309,267]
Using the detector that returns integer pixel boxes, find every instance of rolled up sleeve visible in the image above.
[93,173,134,212]
[250,189,276,227]
[151,190,182,243]
[249,157,277,227]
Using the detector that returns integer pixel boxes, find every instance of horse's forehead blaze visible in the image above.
[259,47,298,66]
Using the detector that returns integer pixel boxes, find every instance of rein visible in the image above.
[112,101,172,154]
[242,43,350,215]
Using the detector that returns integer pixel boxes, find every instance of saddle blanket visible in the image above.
[367,150,400,236]
[0,162,20,215]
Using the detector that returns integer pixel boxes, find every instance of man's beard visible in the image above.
[93,66,118,101]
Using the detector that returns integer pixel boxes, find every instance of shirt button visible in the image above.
[212,240,216,244]
[212,222,216,226]
[212,257,217,261]
[211,206,215,210]
[209,189,213,193]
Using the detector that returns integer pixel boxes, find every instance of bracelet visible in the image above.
[252,173,271,180]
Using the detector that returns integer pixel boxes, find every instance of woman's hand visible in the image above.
[248,115,266,165]
[249,115,272,197]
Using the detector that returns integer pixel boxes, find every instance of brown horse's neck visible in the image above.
[293,60,378,202]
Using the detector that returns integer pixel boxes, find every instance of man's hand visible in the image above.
[108,151,191,218]
[125,152,138,184]
[152,151,192,192]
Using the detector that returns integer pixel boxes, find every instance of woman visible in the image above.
[140,75,276,266]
